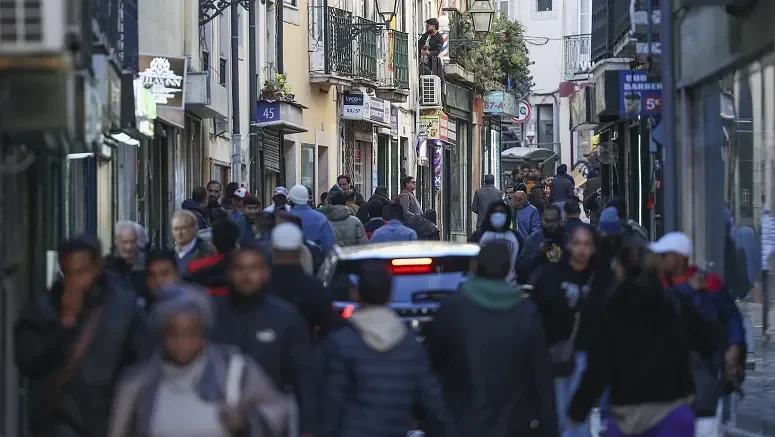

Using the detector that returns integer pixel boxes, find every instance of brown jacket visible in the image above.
[108,345,289,437]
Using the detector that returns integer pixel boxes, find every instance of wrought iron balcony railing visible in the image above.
[376,30,410,90]
[563,34,592,78]
[309,5,409,88]
[93,0,123,63]
[590,0,610,62]
[591,0,659,62]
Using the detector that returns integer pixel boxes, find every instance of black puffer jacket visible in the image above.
[356,189,392,223]
[14,272,148,437]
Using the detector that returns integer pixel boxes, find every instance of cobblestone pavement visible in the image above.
[731,302,775,435]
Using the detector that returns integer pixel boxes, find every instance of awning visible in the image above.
[501,146,558,162]
[252,100,308,134]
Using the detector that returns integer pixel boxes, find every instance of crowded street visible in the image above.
[3,0,775,436]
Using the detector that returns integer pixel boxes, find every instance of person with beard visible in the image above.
[212,245,316,437]
[516,204,565,283]
[220,182,240,215]
[468,201,523,284]
[141,250,181,311]
[527,225,611,436]
[236,195,264,245]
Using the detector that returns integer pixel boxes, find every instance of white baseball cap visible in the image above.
[232,188,248,198]
[288,184,309,205]
[649,232,693,258]
[273,186,289,197]
[271,222,304,250]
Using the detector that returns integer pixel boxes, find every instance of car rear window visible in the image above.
[331,256,472,302]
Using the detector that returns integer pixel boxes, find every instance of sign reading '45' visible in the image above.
[256,101,281,122]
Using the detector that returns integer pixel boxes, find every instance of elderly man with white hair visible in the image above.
[105,220,149,293]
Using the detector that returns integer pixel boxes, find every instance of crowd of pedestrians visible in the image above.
[12,169,750,437]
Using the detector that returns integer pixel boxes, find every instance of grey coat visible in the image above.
[108,345,289,437]
[472,185,504,229]
[326,205,369,246]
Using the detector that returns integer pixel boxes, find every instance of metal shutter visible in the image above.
[263,130,281,172]
[390,139,399,199]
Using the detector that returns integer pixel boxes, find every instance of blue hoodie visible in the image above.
[292,203,335,253]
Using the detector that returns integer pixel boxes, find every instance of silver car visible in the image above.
[318,241,480,339]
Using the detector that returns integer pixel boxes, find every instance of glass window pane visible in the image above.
[301,144,316,203]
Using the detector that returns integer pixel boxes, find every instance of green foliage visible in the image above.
[457,12,534,97]
[261,73,295,101]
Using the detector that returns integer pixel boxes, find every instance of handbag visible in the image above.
[548,273,595,377]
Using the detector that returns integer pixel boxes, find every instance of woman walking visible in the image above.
[108,284,289,437]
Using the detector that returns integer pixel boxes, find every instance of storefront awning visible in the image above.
[252,100,308,134]
[501,146,557,162]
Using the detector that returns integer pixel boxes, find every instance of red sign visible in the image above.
[644,94,662,112]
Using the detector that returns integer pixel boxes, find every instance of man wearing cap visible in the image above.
[267,223,342,337]
[264,186,292,214]
[288,184,335,253]
[652,232,746,421]
[229,187,248,221]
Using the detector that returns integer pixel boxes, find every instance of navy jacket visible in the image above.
[318,323,450,437]
[211,291,316,434]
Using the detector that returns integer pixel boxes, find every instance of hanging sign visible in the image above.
[619,70,662,116]
[138,55,188,109]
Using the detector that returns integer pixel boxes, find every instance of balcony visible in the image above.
[591,0,660,63]
[93,0,123,66]
[375,30,410,102]
[563,34,593,80]
[185,71,229,120]
[309,5,409,96]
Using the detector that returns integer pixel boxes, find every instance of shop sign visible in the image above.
[390,106,399,136]
[85,82,102,145]
[419,112,448,141]
[447,118,457,143]
[341,93,368,120]
[134,78,158,138]
[483,91,519,117]
[138,55,188,109]
[92,54,121,131]
[369,96,390,126]
[619,70,662,116]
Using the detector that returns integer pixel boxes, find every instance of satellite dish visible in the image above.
[597,141,619,165]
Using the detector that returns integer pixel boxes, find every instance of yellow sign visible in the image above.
[419,112,448,141]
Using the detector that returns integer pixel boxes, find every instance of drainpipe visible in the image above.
[231,3,242,183]
[660,0,676,233]
[249,2,261,195]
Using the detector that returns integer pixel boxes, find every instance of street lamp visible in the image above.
[349,0,400,38]
[468,0,496,35]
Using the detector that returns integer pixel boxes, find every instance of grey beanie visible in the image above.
[150,283,214,333]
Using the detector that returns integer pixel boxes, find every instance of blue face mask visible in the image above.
[490,212,508,229]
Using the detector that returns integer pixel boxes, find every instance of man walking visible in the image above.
[510,190,541,239]
[425,242,558,437]
[472,174,503,229]
[549,164,576,216]
[15,235,148,437]
[370,203,418,243]
[398,176,423,220]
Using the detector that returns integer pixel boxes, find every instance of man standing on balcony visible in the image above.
[418,18,444,58]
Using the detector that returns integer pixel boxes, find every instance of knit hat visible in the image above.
[598,206,622,236]
[151,283,214,333]
[288,184,309,205]
[271,222,304,250]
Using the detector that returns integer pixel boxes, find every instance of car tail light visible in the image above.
[340,304,355,319]
[390,258,433,275]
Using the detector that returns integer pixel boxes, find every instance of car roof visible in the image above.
[332,241,480,261]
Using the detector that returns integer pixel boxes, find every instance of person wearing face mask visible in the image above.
[468,201,523,284]
[516,204,565,283]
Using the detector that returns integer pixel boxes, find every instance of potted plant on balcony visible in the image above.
[261,73,295,101]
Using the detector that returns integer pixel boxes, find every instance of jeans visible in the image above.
[555,352,593,437]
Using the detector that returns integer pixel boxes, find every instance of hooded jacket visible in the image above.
[356,188,392,223]
[318,307,451,437]
[468,201,523,284]
[181,199,208,230]
[318,184,344,216]
[425,278,559,437]
[326,205,369,246]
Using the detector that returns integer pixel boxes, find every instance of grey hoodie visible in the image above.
[349,307,408,352]
[326,205,369,246]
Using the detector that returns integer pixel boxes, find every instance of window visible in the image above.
[537,0,552,12]
[578,0,591,33]
[219,57,227,85]
[219,14,229,57]
[285,0,297,6]
[301,144,316,202]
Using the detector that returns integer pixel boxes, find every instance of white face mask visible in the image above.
[490,212,508,229]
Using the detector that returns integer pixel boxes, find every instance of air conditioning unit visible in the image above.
[0,0,67,55]
[420,75,442,107]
